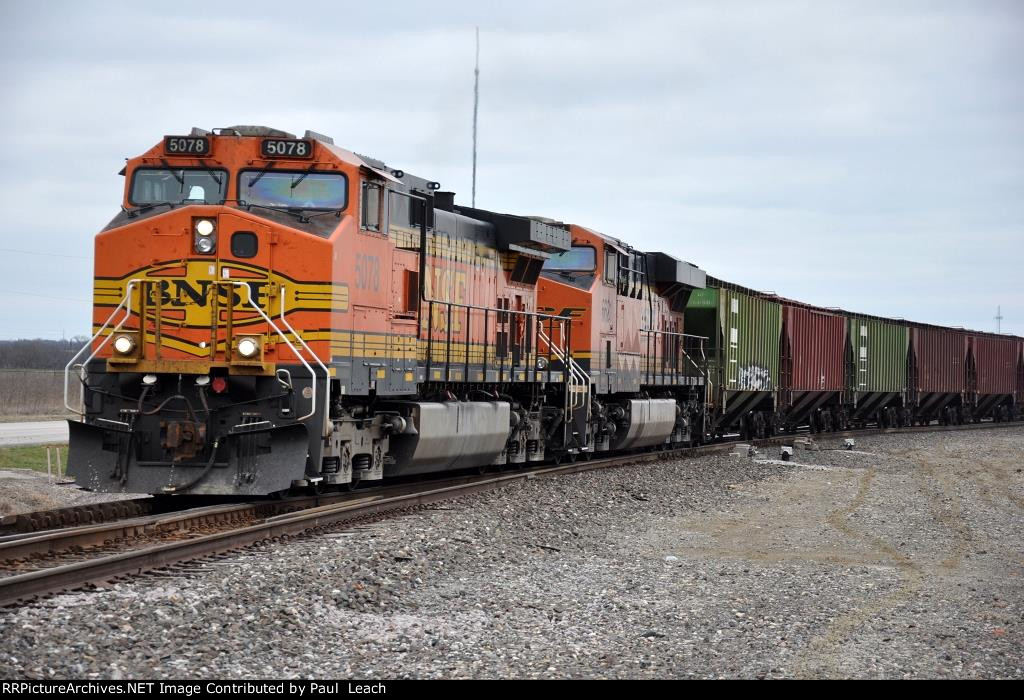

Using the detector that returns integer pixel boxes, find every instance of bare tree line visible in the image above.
[0,338,88,370]
[0,339,87,416]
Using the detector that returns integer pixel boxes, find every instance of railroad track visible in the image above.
[1,420,1019,607]
[1,497,158,536]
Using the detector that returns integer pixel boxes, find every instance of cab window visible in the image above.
[543,246,595,271]
[130,168,227,205]
[239,170,348,210]
[604,248,617,284]
[361,181,382,231]
[388,191,425,231]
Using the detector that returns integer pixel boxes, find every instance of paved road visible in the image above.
[0,421,68,447]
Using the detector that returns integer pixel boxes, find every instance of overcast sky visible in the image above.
[0,0,1021,339]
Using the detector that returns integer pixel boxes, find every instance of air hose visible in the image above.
[161,437,222,494]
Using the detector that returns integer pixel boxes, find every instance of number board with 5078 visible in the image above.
[261,139,314,159]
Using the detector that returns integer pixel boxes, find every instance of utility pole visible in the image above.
[472,26,480,208]
[995,306,1003,333]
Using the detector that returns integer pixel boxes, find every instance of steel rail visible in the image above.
[1,420,1020,606]
[0,473,496,560]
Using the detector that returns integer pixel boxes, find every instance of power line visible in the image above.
[0,247,89,260]
[0,288,91,303]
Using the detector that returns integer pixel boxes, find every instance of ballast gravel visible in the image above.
[0,469,141,518]
[0,427,1021,679]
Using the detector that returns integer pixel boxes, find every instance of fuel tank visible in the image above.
[386,401,512,476]
[611,399,676,450]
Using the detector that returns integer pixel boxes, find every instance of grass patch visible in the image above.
[0,444,69,475]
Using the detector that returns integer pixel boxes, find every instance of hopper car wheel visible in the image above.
[345,478,361,492]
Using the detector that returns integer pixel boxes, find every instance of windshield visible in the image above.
[543,246,596,271]
[130,168,227,205]
[239,170,348,210]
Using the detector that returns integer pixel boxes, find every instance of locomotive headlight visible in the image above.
[236,337,260,359]
[113,334,136,355]
[193,218,216,254]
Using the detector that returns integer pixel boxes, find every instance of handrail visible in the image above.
[423,296,573,379]
[64,280,140,417]
[639,329,709,341]
[639,328,710,386]
[537,322,590,412]
[275,284,332,437]
[422,296,571,323]
[229,282,320,425]
[64,278,325,431]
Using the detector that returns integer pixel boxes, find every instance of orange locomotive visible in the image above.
[67,126,708,496]
[537,226,709,451]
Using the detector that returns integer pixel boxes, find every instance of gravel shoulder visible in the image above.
[0,427,1021,679]
[0,469,142,518]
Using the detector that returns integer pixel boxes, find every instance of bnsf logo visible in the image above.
[144,280,269,308]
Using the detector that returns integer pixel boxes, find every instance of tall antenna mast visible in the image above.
[995,305,1003,333]
[472,26,480,208]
